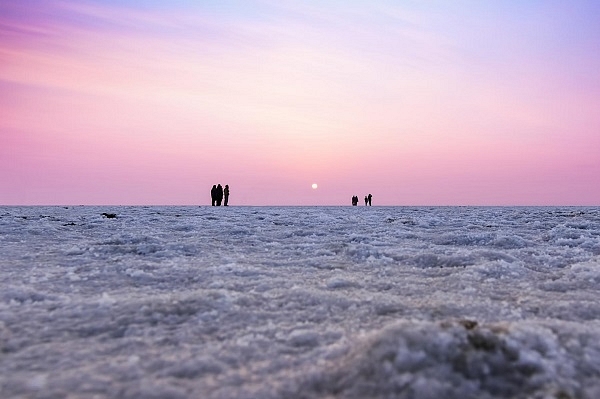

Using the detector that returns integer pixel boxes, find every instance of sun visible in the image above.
[312,183,318,189]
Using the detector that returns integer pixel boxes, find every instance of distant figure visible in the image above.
[211,185,217,206]
[352,195,358,206]
[368,194,372,206]
[364,196,368,206]
[224,185,230,206]
[216,184,224,206]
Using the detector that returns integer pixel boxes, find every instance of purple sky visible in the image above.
[1,0,599,205]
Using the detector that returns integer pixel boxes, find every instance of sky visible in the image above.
[1,0,599,206]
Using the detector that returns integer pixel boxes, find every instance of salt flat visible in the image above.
[1,206,599,398]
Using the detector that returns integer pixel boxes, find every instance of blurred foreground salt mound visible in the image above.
[292,319,600,399]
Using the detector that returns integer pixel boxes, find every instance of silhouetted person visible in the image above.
[368,193,372,206]
[216,184,224,206]
[211,185,217,206]
[364,196,368,206]
[224,185,230,206]
[352,195,358,206]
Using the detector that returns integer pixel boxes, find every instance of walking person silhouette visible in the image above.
[211,185,217,206]
[216,184,223,206]
[224,185,230,206]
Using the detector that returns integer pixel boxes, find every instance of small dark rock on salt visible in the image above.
[459,319,478,330]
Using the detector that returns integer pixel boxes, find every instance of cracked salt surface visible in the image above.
[1,206,599,398]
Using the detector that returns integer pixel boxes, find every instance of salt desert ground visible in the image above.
[1,206,600,398]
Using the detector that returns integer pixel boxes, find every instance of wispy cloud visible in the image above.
[1,0,599,204]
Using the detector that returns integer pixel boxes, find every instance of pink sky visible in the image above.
[1,1,599,205]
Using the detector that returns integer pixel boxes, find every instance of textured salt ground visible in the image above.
[1,206,599,398]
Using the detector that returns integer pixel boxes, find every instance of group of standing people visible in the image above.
[352,193,372,206]
[211,184,229,206]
